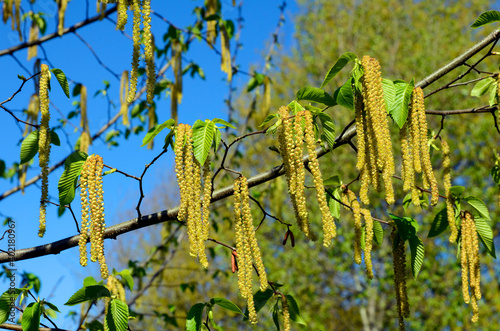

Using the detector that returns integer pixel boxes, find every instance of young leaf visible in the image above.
[186,303,205,331]
[326,189,340,219]
[464,196,491,221]
[259,114,278,128]
[296,87,335,106]
[117,269,134,291]
[50,68,70,98]
[0,288,22,324]
[210,298,243,314]
[323,175,341,187]
[373,220,384,245]
[382,78,396,112]
[243,289,273,321]
[471,10,500,28]
[50,129,61,146]
[272,300,281,331]
[408,236,425,279]
[105,299,129,331]
[58,151,88,206]
[474,216,496,259]
[470,77,495,97]
[491,163,500,184]
[43,301,60,313]
[83,276,98,287]
[64,285,111,306]
[192,120,215,165]
[287,100,305,114]
[333,78,354,110]
[427,208,449,238]
[212,118,236,129]
[141,119,175,147]
[320,52,357,88]
[390,79,414,129]
[21,302,41,331]
[285,295,307,326]
[20,130,39,164]
[246,72,266,92]
[317,112,336,149]
[449,186,465,198]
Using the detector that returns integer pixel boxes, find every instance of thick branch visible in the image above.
[0,6,118,58]
[0,323,68,331]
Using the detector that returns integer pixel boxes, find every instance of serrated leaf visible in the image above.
[382,78,395,112]
[211,298,242,314]
[21,302,41,331]
[141,119,175,147]
[105,299,129,331]
[243,289,273,321]
[83,276,98,287]
[212,118,236,129]
[50,130,60,146]
[464,196,491,221]
[50,68,70,98]
[43,301,60,313]
[373,220,383,245]
[117,270,134,291]
[186,303,205,331]
[259,114,278,128]
[58,151,88,206]
[471,10,500,28]
[296,87,335,106]
[428,208,449,238]
[391,79,414,129]
[64,285,111,306]
[320,52,357,88]
[285,295,307,326]
[317,112,336,149]
[192,120,215,165]
[0,288,22,324]
[475,216,496,259]
[389,214,418,241]
[326,189,341,219]
[333,78,354,110]
[408,236,425,279]
[20,130,39,164]
[470,77,495,97]
[287,100,305,114]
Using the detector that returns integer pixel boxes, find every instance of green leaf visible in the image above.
[389,214,419,241]
[117,269,134,291]
[287,100,305,114]
[490,81,498,106]
[382,78,396,112]
[243,289,273,321]
[58,151,88,206]
[83,276,98,287]
[64,285,111,306]
[212,118,236,129]
[21,302,41,331]
[474,216,496,259]
[408,236,425,279]
[0,288,22,324]
[192,120,215,165]
[470,77,495,97]
[20,130,39,164]
[272,301,280,331]
[333,78,354,110]
[464,196,491,221]
[317,112,336,149]
[105,299,129,331]
[320,52,357,88]
[373,220,383,245]
[491,164,500,184]
[427,208,449,238]
[247,73,266,92]
[285,295,307,326]
[449,186,465,198]
[323,175,341,187]
[210,298,242,314]
[186,303,205,331]
[259,114,278,128]
[471,10,500,28]
[326,189,341,219]
[50,130,61,146]
[141,119,175,147]
[43,301,60,313]
[390,79,414,128]
[296,87,335,106]
[50,68,70,98]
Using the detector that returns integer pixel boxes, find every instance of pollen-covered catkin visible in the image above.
[361,208,374,279]
[119,71,130,126]
[282,296,291,331]
[38,64,51,237]
[461,213,471,304]
[442,140,457,243]
[344,189,362,264]
[56,0,68,36]
[127,0,142,103]
[392,228,409,330]
[461,211,481,323]
[400,122,413,192]
[116,0,128,30]
[142,0,156,105]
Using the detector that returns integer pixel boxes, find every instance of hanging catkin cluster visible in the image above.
[400,87,439,206]
[460,211,481,323]
[391,228,409,331]
[38,64,51,237]
[127,0,156,106]
[233,175,267,324]
[356,55,395,205]
[79,154,108,279]
[27,17,39,60]
[277,107,336,246]
[174,124,212,268]
[341,188,374,279]
[56,0,68,35]
[441,140,458,242]
[2,0,21,40]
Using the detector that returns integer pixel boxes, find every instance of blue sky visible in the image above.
[0,1,298,328]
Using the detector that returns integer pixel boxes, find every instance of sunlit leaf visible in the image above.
[471,10,500,28]
[50,68,70,98]
[20,130,39,164]
[296,87,335,106]
[58,151,87,206]
[320,52,357,88]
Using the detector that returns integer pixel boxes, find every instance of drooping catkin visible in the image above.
[205,0,218,47]
[282,296,291,331]
[400,122,413,192]
[127,0,142,103]
[27,19,39,60]
[442,140,457,243]
[119,71,130,126]
[361,208,374,279]
[461,213,470,304]
[142,0,156,105]
[220,23,232,81]
[343,189,362,264]
[79,85,92,154]
[171,41,183,124]
[38,64,51,237]
[116,0,128,30]
[56,0,68,36]
[392,228,409,330]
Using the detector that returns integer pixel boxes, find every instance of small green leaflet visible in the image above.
[471,10,500,28]
[285,295,307,326]
[117,269,134,291]
[83,276,98,287]
[44,301,60,313]
[186,303,205,331]
[192,119,215,165]
[105,299,129,331]
[243,289,273,321]
[287,100,305,114]
[296,86,335,106]
[317,112,336,150]
[210,297,243,314]
[333,78,354,110]
[259,114,278,128]
[470,77,495,97]
[141,119,175,147]
[382,78,395,112]
[449,186,465,198]
[323,175,341,187]
[212,118,236,129]
[326,188,341,219]
[464,196,491,221]
[427,208,449,238]
[0,288,22,324]
[320,52,357,88]
[20,130,39,164]
[64,285,111,306]
[50,68,70,98]
[58,151,88,206]
[491,163,500,184]
[390,79,414,129]
[21,302,41,331]
[373,220,384,246]
[247,72,266,92]
[50,130,61,146]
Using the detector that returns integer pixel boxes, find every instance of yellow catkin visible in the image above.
[465,212,481,301]
[116,0,128,30]
[119,71,130,126]
[409,90,422,174]
[79,161,90,267]
[205,0,218,47]
[400,122,413,192]
[361,208,374,279]
[27,20,39,60]
[56,0,68,36]
[174,125,189,222]
[442,140,457,242]
[198,160,212,269]
[142,0,156,105]
[38,64,51,237]
[282,296,290,331]
[303,110,336,245]
[171,41,183,123]
[147,103,156,149]
[14,0,21,40]
[220,23,232,82]
[79,85,92,153]
[354,91,366,171]
[345,189,362,264]
[127,0,142,103]
[460,214,470,304]
[392,228,409,330]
